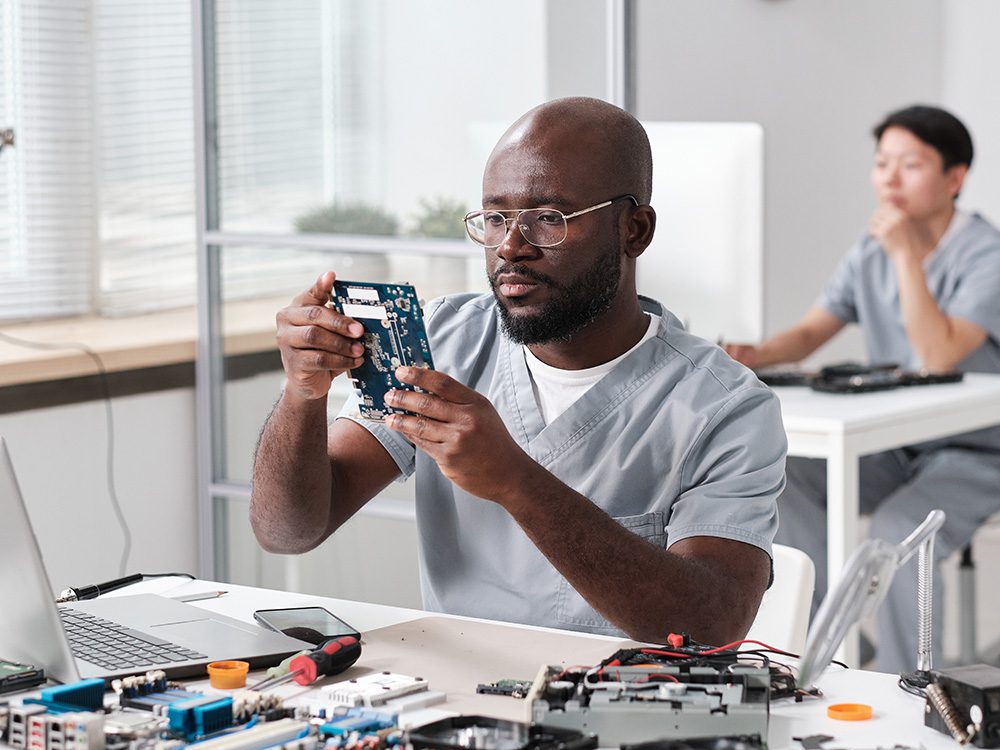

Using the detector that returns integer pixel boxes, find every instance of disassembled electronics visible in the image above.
[316,672,429,708]
[3,666,443,750]
[924,663,1000,747]
[331,280,434,421]
[476,680,534,699]
[621,736,765,750]
[405,715,597,750]
[754,362,964,393]
[526,641,776,746]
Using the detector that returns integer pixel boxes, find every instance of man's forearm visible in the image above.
[250,391,334,554]
[896,257,962,370]
[501,467,764,644]
[754,327,821,368]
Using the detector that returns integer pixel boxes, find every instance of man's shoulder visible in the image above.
[423,292,501,370]
[425,291,496,326]
[645,303,774,408]
[936,212,1000,274]
[957,212,1000,252]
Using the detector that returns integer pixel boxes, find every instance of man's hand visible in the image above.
[383,366,535,503]
[723,342,760,369]
[869,203,934,263]
[275,271,366,401]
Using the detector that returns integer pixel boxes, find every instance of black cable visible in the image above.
[0,329,131,575]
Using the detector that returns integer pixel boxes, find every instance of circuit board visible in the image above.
[331,280,435,421]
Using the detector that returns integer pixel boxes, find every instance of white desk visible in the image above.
[119,578,964,750]
[774,372,1000,666]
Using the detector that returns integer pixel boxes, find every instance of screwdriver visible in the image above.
[248,635,361,692]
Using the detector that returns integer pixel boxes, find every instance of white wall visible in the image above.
[942,0,1000,225]
[634,0,945,360]
[0,389,198,595]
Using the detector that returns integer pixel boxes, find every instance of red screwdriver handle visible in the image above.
[290,635,361,685]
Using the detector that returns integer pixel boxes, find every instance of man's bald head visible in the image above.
[487,97,653,205]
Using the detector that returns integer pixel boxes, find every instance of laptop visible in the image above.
[0,436,312,683]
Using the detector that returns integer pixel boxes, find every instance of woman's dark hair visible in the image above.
[873,105,974,171]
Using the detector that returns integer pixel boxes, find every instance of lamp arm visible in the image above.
[896,509,945,565]
[896,508,945,681]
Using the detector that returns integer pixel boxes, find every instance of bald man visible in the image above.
[251,97,787,645]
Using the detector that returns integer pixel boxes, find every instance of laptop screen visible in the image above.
[0,436,81,683]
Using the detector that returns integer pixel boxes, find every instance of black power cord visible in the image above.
[0,329,131,575]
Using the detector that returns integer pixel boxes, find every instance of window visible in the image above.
[1,0,194,320]
[1,0,549,324]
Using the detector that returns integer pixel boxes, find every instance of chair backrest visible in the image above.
[745,543,815,654]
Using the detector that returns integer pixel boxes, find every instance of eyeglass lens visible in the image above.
[468,209,566,248]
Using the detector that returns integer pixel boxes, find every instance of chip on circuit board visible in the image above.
[331,280,435,421]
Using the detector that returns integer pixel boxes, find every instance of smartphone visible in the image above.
[253,606,361,645]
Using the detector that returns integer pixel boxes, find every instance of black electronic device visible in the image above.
[406,715,597,750]
[809,369,902,393]
[900,370,965,386]
[817,361,899,379]
[753,368,811,387]
[925,664,1000,747]
[253,607,361,646]
[621,736,766,750]
[0,658,45,694]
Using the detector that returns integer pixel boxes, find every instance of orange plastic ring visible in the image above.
[207,660,249,689]
[827,702,873,721]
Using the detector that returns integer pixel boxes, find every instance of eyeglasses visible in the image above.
[463,194,638,248]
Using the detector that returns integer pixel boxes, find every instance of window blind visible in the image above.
[0,0,93,321]
[94,0,197,316]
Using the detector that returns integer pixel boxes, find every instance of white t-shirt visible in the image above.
[524,313,661,425]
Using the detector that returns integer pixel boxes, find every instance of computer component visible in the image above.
[621,736,765,750]
[526,662,770,746]
[331,280,434,421]
[752,368,811,387]
[809,369,902,393]
[924,664,1000,748]
[406,715,597,750]
[755,361,963,393]
[477,679,534,698]
[322,672,427,708]
[0,659,45,695]
[900,370,964,386]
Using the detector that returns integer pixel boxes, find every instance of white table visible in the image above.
[774,372,1000,666]
[123,578,961,750]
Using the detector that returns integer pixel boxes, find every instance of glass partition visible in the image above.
[197,0,617,585]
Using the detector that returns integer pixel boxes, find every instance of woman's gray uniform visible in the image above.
[778,212,1000,674]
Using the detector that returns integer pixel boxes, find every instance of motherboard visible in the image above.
[331,281,435,421]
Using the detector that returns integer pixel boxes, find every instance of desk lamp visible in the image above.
[796,509,946,690]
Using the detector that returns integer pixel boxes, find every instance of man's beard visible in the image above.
[488,245,623,345]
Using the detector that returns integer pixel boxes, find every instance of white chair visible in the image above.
[745,543,816,655]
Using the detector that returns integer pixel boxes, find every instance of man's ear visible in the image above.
[623,205,656,259]
[947,164,969,200]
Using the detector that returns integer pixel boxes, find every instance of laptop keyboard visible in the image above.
[59,608,206,671]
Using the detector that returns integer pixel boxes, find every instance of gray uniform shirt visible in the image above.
[339,293,786,635]
[817,212,1000,451]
